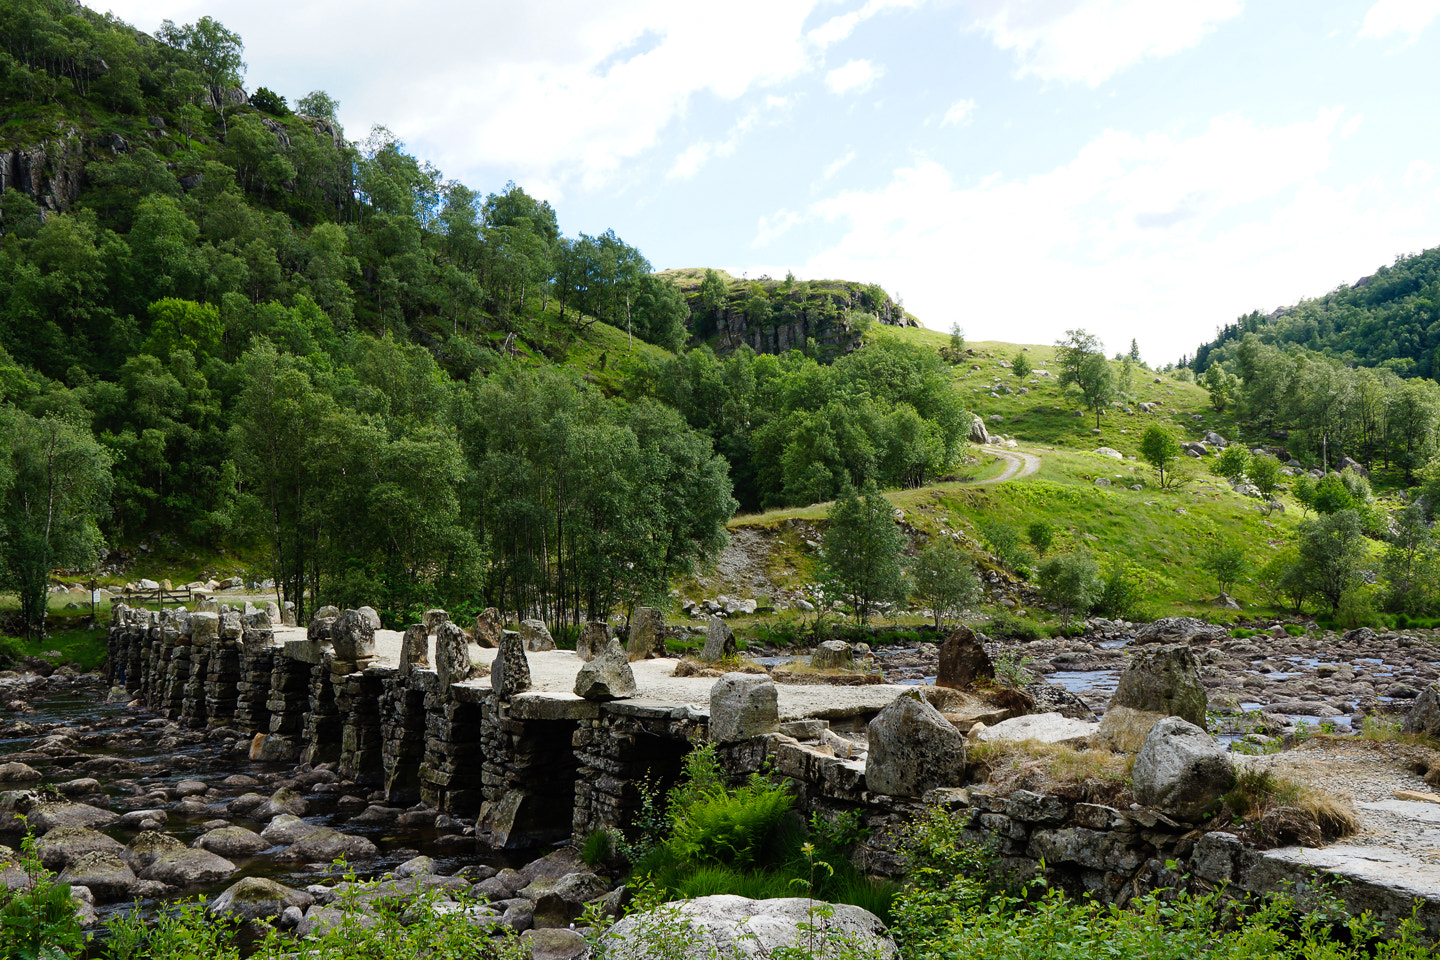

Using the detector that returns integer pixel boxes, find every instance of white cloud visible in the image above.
[1360,0,1440,38]
[1340,113,1365,139]
[821,150,858,180]
[1403,159,1434,187]
[753,209,806,247]
[808,0,924,46]
[826,59,885,94]
[664,102,779,180]
[966,0,1244,86]
[100,0,827,196]
[942,98,977,126]
[743,108,1439,362]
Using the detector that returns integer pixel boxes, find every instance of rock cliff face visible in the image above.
[0,126,86,216]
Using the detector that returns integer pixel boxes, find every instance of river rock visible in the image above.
[118,809,168,830]
[709,674,778,742]
[811,640,853,670]
[0,761,40,782]
[127,831,186,869]
[36,826,127,871]
[576,621,609,662]
[603,895,898,959]
[474,608,503,649]
[702,618,737,662]
[1131,717,1234,821]
[1402,682,1440,739]
[528,871,611,924]
[1133,617,1229,645]
[435,620,473,688]
[57,852,136,902]
[491,630,531,699]
[141,848,238,886]
[195,826,271,858]
[399,624,429,679]
[627,607,663,661]
[574,639,637,700]
[523,928,588,960]
[209,876,314,923]
[1110,644,1207,727]
[275,827,377,863]
[520,619,556,652]
[865,690,967,797]
[252,787,306,821]
[29,801,119,834]
[936,625,993,689]
[260,814,320,846]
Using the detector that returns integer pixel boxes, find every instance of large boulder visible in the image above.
[969,414,990,445]
[259,814,319,846]
[1402,682,1440,739]
[709,674,779,742]
[574,639,637,701]
[209,876,314,923]
[139,848,238,887]
[0,761,40,782]
[865,690,967,797]
[490,629,531,699]
[935,625,993,689]
[1131,717,1234,821]
[1133,617,1229,645]
[274,827,377,863]
[194,826,271,858]
[702,618,737,662]
[810,640,853,670]
[1109,644,1207,728]
[29,801,119,834]
[627,607,663,662]
[127,831,186,870]
[251,787,306,822]
[56,852,136,902]
[520,619,556,652]
[576,621,609,662]
[399,623,429,679]
[603,895,898,959]
[36,826,126,871]
[434,620,474,688]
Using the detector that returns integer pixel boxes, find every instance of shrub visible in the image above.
[1036,552,1103,627]
[0,832,85,960]
[983,610,1045,641]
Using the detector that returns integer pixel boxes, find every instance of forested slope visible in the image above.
[1190,247,1440,378]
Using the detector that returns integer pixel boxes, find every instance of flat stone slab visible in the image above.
[1359,799,1440,823]
[265,627,911,722]
[976,713,1098,747]
[1260,844,1440,906]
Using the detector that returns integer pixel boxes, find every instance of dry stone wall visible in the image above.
[105,604,1440,936]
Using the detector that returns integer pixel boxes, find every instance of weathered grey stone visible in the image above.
[1401,682,1440,738]
[520,619,556,652]
[810,640,853,670]
[260,815,319,846]
[865,690,967,797]
[529,871,611,923]
[936,625,992,689]
[252,787,306,821]
[36,826,126,871]
[473,608,503,649]
[1131,717,1234,821]
[209,876,314,923]
[434,620,473,688]
[400,624,429,679]
[194,826,270,858]
[603,895,898,959]
[190,612,220,646]
[29,801,119,834]
[491,630,531,699]
[627,607,663,662]
[523,928,588,960]
[709,673,779,742]
[1133,617,1229,645]
[127,831,186,869]
[275,827,377,863]
[57,852,136,902]
[576,621,609,662]
[332,609,377,662]
[702,618,737,662]
[1110,644,1207,728]
[976,713,1097,748]
[574,639,637,701]
[141,848,238,886]
[395,855,435,878]
[0,761,40,782]
[423,609,450,633]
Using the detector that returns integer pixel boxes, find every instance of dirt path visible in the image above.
[974,448,1041,484]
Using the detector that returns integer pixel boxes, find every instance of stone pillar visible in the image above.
[421,684,486,813]
[337,667,386,785]
[381,672,429,805]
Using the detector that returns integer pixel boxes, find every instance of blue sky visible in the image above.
[99,0,1440,365]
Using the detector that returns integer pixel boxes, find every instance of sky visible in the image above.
[96,0,1440,365]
